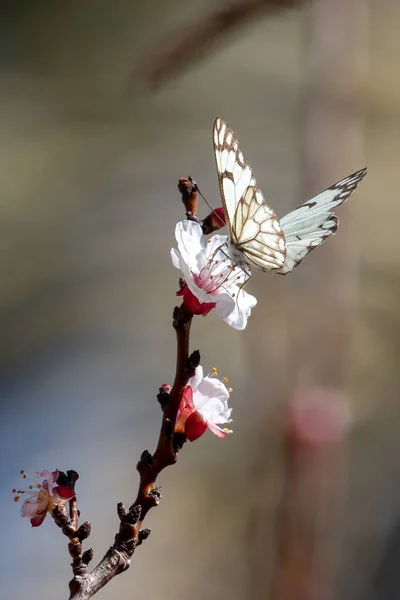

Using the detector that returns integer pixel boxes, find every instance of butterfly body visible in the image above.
[213,117,367,275]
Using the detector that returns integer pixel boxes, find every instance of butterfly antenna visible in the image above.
[195,182,226,228]
[195,184,213,212]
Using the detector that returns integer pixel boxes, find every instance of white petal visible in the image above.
[204,233,230,257]
[197,377,229,403]
[175,221,205,272]
[199,397,230,421]
[188,365,204,393]
[175,253,195,286]
[171,248,181,269]
[220,290,257,331]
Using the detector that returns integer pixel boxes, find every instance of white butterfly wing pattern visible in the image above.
[213,117,367,276]
[277,167,367,274]
[213,117,286,272]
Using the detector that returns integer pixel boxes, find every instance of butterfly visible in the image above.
[213,117,367,275]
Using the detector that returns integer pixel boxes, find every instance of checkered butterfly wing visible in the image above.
[278,167,367,274]
[213,117,286,272]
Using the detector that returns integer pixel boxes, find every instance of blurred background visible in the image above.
[1,1,400,599]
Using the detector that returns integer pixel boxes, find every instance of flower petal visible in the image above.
[171,248,181,269]
[207,422,228,438]
[184,411,208,442]
[30,512,48,527]
[218,289,257,330]
[197,376,229,402]
[188,366,204,393]
[172,219,257,329]
[175,221,205,272]
[53,485,75,501]
[181,385,195,410]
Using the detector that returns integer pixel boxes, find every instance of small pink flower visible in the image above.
[175,366,233,441]
[171,220,256,330]
[13,470,75,527]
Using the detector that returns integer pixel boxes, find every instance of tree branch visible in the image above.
[65,187,201,599]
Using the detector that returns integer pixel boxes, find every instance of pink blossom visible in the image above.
[171,220,256,330]
[13,470,75,527]
[175,366,232,441]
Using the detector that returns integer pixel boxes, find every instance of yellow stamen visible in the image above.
[223,377,228,383]
[222,428,233,434]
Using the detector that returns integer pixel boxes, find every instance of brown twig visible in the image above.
[137,0,299,89]
[64,229,198,599]
[178,176,199,219]
[66,304,196,598]
[132,304,195,526]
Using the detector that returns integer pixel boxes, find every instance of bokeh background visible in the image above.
[1,1,400,599]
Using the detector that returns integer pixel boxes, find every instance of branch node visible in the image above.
[75,521,91,541]
[187,349,200,374]
[68,537,82,559]
[82,548,94,566]
[61,524,76,538]
[55,469,79,491]
[52,504,70,527]
[140,449,153,464]
[69,577,82,596]
[173,304,193,329]
[130,504,142,524]
[178,176,198,216]
[117,502,129,520]
[137,528,151,546]
[148,486,162,505]
[157,384,172,408]
[137,450,154,474]
[162,417,174,438]
[173,432,187,453]
[120,502,142,525]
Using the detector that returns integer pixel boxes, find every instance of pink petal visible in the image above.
[175,406,194,433]
[53,485,75,501]
[207,422,227,438]
[181,386,195,411]
[30,512,47,527]
[184,411,208,441]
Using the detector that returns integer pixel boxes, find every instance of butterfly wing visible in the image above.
[213,117,286,271]
[277,167,367,275]
[230,185,286,270]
